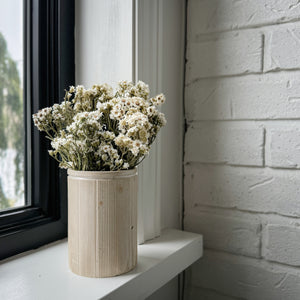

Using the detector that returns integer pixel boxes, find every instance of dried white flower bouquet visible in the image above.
[32,81,166,171]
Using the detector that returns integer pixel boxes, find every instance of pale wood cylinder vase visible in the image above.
[67,168,138,277]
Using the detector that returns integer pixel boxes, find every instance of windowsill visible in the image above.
[0,229,203,300]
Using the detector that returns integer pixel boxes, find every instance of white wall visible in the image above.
[135,0,185,241]
[156,0,185,230]
[75,0,133,86]
[184,0,300,299]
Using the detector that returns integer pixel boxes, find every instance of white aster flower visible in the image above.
[32,80,166,171]
[151,93,165,105]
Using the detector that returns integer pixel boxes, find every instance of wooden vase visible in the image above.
[67,168,138,277]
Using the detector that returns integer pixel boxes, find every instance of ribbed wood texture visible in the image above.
[67,168,138,278]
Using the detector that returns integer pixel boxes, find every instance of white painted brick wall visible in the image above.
[185,1,300,297]
[184,211,261,258]
[185,72,300,121]
[186,31,262,81]
[191,250,300,300]
[268,129,300,168]
[185,123,264,166]
[264,224,300,266]
[264,26,300,71]
[185,164,300,217]
[188,0,300,36]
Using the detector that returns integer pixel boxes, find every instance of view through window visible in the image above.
[0,0,24,210]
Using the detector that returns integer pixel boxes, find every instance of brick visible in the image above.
[264,224,300,266]
[265,26,300,71]
[186,32,262,80]
[184,164,300,217]
[188,0,300,36]
[187,286,237,300]
[192,250,300,300]
[185,72,300,121]
[184,212,261,258]
[268,130,300,168]
[185,123,264,166]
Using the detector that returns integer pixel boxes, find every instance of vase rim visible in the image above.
[67,167,138,179]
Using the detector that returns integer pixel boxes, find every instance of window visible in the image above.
[0,0,24,211]
[0,0,74,259]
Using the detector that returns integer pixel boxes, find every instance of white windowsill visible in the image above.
[0,229,203,300]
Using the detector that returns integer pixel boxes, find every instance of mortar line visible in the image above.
[189,18,300,36]
[186,68,300,85]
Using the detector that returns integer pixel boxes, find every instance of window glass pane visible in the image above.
[0,0,24,210]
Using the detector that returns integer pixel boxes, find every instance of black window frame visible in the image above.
[0,0,74,259]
